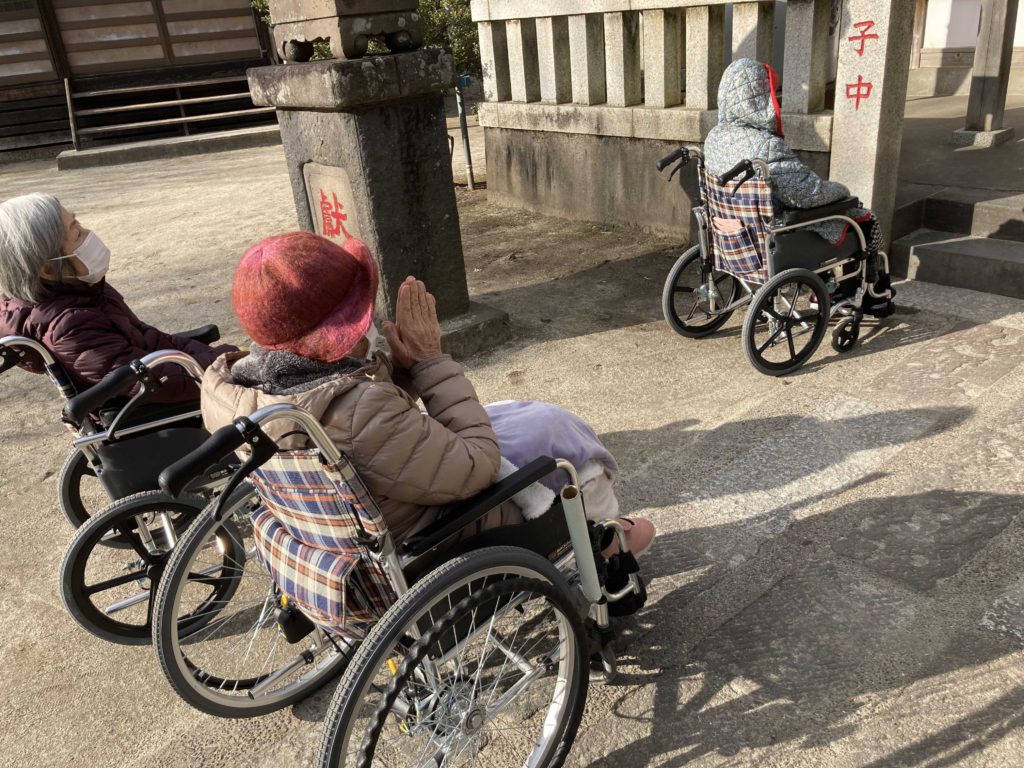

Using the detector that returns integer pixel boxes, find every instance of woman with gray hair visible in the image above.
[0,193,236,403]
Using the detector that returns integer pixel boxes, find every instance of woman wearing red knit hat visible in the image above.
[202,231,654,552]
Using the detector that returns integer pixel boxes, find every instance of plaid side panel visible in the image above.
[701,167,772,282]
[250,451,385,553]
[251,506,395,640]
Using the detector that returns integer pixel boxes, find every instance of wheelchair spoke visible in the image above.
[757,324,787,354]
[786,327,797,359]
[83,568,147,596]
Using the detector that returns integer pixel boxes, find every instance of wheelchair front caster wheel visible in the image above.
[831,317,860,353]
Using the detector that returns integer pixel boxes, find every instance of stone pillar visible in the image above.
[604,11,641,107]
[830,0,917,248]
[537,16,571,104]
[732,1,775,63]
[685,5,725,110]
[569,13,606,105]
[782,0,831,114]
[248,51,509,358]
[643,9,683,108]
[479,21,512,102]
[953,0,1020,146]
[507,18,541,103]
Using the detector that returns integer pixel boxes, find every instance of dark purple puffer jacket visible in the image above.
[0,280,237,404]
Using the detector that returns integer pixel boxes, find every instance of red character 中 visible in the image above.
[320,190,352,239]
[848,20,879,57]
[845,75,873,111]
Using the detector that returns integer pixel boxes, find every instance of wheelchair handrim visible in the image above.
[322,561,586,768]
[156,498,351,715]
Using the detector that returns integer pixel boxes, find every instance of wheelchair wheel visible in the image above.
[662,245,739,338]
[831,316,861,353]
[153,491,352,718]
[59,491,243,645]
[742,268,829,376]
[318,546,588,768]
[58,449,110,529]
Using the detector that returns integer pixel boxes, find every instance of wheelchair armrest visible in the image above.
[175,324,220,345]
[779,196,860,227]
[402,456,559,557]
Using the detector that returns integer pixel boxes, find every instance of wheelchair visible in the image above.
[0,324,221,527]
[151,401,647,768]
[657,147,895,376]
[51,346,245,645]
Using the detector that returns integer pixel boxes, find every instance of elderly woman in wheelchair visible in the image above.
[659,58,896,376]
[147,232,653,766]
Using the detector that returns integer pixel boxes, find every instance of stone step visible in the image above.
[891,228,1024,299]
[921,189,1024,242]
[56,125,281,171]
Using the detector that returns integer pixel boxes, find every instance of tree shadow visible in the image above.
[588,487,1024,767]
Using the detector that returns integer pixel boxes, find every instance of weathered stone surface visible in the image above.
[604,11,641,108]
[685,4,725,110]
[830,0,917,247]
[782,0,831,114]
[536,16,571,104]
[269,6,424,61]
[832,490,1021,592]
[569,13,606,105]
[950,126,1016,146]
[247,49,452,110]
[731,0,774,63]
[506,18,541,103]
[691,562,918,697]
[642,8,683,109]
[479,20,512,102]
[981,577,1024,644]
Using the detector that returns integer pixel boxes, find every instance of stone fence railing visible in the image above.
[471,0,834,155]
[470,1,914,242]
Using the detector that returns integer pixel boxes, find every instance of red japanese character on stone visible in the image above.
[848,20,879,57]
[320,189,352,240]
[846,75,873,111]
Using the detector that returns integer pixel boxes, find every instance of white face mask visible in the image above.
[364,321,380,353]
[52,231,111,284]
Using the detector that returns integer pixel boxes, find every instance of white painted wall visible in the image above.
[923,0,1024,49]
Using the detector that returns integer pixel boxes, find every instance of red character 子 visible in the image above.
[319,189,352,239]
[848,20,879,57]
[845,75,873,111]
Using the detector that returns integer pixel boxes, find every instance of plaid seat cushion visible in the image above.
[248,450,397,640]
[700,165,773,283]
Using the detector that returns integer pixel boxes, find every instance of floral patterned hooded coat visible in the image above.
[703,58,861,243]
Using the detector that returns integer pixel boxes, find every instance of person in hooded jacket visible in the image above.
[0,193,237,404]
[703,58,893,315]
[202,230,656,552]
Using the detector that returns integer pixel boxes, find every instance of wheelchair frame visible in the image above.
[658,146,894,375]
[151,402,645,726]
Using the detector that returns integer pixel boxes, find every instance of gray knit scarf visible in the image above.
[231,343,377,395]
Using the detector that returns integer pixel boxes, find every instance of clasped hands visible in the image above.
[382,276,442,369]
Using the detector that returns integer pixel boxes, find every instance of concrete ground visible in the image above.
[3,145,1024,768]
[898,94,1024,209]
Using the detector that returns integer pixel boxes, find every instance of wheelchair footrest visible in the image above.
[605,552,648,617]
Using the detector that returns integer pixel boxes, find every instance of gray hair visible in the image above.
[0,193,65,302]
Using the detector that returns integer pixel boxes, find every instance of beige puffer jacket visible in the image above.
[201,351,504,544]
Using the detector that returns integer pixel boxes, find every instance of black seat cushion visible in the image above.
[778,196,860,226]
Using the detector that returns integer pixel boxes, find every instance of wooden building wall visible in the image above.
[0,0,57,89]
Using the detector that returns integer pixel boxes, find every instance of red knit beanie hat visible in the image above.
[232,232,379,362]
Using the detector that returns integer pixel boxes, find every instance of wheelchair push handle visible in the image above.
[718,159,755,186]
[159,422,247,498]
[657,147,688,172]
[63,364,139,425]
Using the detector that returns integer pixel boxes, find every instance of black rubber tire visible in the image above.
[742,268,830,376]
[153,488,349,718]
[318,546,585,768]
[831,317,861,353]
[58,449,106,529]
[662,245,739,338]
[59,491,217,645]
